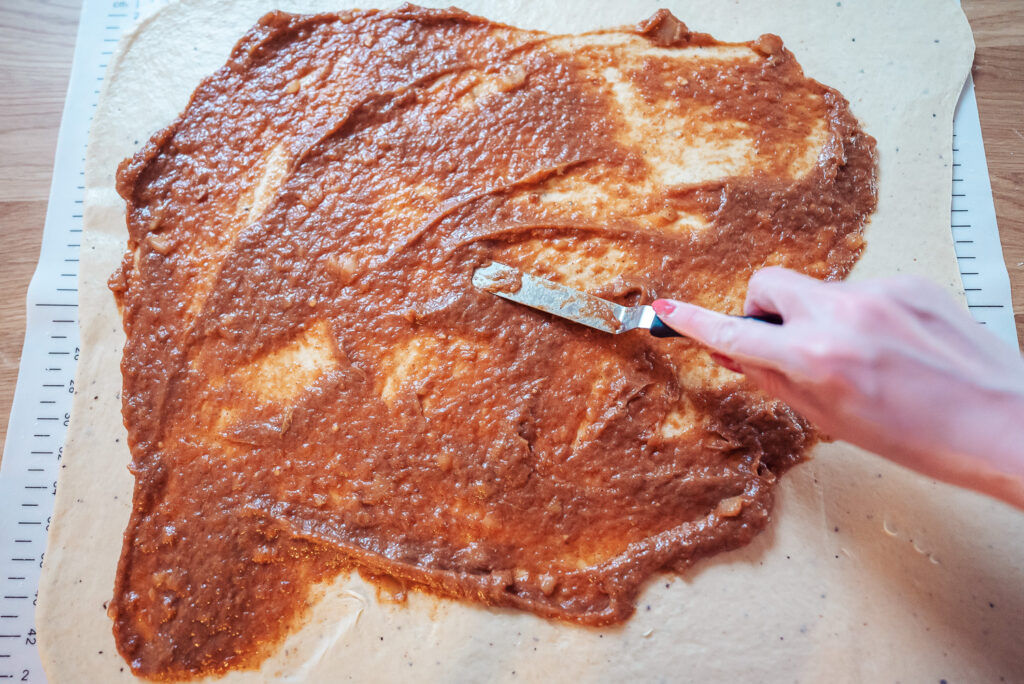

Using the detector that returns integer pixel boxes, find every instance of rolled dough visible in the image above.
[38,1,1024,682]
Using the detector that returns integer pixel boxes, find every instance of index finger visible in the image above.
[652,299,791,369]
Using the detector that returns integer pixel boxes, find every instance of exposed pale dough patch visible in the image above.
[660,402,698,439]
[662,125,760,184]
[550,33,759,63]
[570,358,616,452]
[379,183,435,226]
[499,241,631,291]
[245,142,291,223]
[457,65,531,109]
[377,335,483,412]
[377,336,438,405]
[787,117,829,177]
[230,319,337,404]
[596,65,828,186]
[181,142,294,319]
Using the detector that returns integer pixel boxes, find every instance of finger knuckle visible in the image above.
[833,290,893,330]
[792,334,866,387]
[706,318,741,350]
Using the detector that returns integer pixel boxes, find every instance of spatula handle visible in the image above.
[649,312,783,338]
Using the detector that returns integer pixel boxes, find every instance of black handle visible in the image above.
[745,312,783,326]
[649,316,682,337]
[649,312,783,338]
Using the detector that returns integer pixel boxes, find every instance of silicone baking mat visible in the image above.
[0,1,1016,680]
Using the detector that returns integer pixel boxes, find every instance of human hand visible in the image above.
[652,267,1024,510]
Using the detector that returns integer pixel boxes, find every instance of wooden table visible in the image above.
[1,0,1022,453]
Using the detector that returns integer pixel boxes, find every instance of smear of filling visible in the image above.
[108,5,877,679]
[479,263,523,295]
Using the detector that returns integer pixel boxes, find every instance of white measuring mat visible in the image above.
[0,1,1018,680]
[950,78,1018,342]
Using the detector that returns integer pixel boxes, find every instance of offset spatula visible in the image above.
[472,261,782,338]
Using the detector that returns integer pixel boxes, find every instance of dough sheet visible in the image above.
[38,1,1024,682]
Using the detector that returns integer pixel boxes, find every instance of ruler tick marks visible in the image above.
[0,14,1014,684]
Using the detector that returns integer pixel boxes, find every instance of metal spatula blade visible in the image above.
[471,261,673,336]
[472,262,783,338]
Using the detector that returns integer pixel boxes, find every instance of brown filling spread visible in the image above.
[108,5,877,679]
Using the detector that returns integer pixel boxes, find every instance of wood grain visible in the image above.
[0,0,79,457]
[964,0,1024,345]
[0,1,1022,458]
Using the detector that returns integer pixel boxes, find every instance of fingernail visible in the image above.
[652,299,675,316]
[710,352,743,374]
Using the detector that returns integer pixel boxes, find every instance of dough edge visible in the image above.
[38,1,1024,682]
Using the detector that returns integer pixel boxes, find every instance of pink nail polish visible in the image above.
[652,299,675,316]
